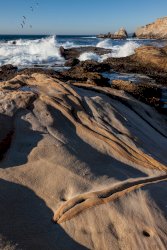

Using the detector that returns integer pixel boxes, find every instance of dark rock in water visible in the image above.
[60,46,111,60]
[97,27,128,39]
[0,64,18,81]
[79,60,110,72]
[60,46,66,57]
[64,58,80,67]
[12,41,16,45]
[60,63,110,87]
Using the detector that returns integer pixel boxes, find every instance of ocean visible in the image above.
[0,35,166,68]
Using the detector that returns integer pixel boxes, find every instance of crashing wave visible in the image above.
[79,52,101,62]
[0,36,64,66]
[78,40,140,62]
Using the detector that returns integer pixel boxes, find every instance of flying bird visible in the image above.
[30,6,34,11]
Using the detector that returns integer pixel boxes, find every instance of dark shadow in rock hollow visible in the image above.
[0,179,89,250]
[0,111,43,169]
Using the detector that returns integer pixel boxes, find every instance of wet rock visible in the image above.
[60,46,111,60]
[79,60,111,72]
[60,46,66,57]
[64,58,80,67]
[0,64,18,81]
[60,63,110,87]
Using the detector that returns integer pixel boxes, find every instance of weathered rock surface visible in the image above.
[135,17,167,39]
[0,72,167,249]
[97,27,128,39]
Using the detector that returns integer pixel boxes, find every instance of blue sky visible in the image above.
[0,0,167,35]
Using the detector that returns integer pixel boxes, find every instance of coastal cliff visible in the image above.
[135,17,167,39]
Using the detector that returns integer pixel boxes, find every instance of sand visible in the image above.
[0,73,167,249]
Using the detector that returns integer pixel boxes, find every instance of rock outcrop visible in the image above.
[135,17,167,39]
[0,72,167,249]
[97,27,128,39]
[112,79,162,107]
[113,27,128,38]
[104,45,167,84]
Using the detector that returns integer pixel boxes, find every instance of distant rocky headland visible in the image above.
[97,27,128,39]
[97,16,167,40]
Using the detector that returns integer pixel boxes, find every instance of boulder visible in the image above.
[135,17,167,39]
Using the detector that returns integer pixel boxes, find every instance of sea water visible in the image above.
[0,35,165,67]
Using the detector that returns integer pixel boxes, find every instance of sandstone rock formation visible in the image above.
[135,17,167,39]
[0,72,167,249]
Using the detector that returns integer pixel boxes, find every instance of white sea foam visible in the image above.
[61,41,76,48]
[111,41,140,57]
[79,41,140,62]
[96,39,113,49]
[79,52,101,62]
[0,36,64,66]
